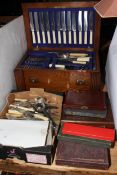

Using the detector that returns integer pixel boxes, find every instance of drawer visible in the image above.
[69,71,91,91]
[23,69,70,92]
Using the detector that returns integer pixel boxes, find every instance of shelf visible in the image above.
[0,143,117,175]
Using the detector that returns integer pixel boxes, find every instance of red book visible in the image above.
[62,123,115,142]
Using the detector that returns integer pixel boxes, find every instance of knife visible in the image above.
[84,11,88,44]
[69,53,88,57]
[51,11,56,44]
[39,11,46,44]
[67,11,72,44]
[72,11,77,44]
[34,12,40,44]
[44,11,51,44]
[78,11,82,44]
[56,11,61,44]
[61,11,66,44]
[29,12,36,44]
[89,10,94,44]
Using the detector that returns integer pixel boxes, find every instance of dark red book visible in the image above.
[61,94,114,129]
[63,90,107,110]
[63,90,107,118]
[56,140,110,170]
[62,123,115,142]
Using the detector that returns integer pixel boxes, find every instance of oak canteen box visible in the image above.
[14,1,101,93]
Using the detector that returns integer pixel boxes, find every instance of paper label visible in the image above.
[26,153,47,164]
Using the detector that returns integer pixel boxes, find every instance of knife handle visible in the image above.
[32,31,36,44]
[90,30,93,44]
[84,31,87,44]
[55,64,65,69]
[58,31,61,44]
[73,31,77,44]
[47,31,51,44]
[68,31,72,44]
[37,31,41,44]
[52,31,56,44]
[63,31,66,44]
[79,31,82,44]
[42,31,46,44]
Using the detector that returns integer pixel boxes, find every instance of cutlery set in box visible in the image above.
[28,6,95,47]
[14,2,101,92]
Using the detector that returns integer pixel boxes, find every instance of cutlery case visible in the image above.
[61,91,114,128]
[56,140,110,170]
[63,90,107,118]
[14,1,101,93]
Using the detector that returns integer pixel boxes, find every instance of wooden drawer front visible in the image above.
[69,71,91,90]
[23,69,70,92]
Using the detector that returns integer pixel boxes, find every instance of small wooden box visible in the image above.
[14,1,101,93]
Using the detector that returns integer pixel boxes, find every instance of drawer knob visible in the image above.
[29,78,39,84]
[76,80,86,85]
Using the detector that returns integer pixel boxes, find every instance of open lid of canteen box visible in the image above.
[94,0,117,18]
[22,1,101,52]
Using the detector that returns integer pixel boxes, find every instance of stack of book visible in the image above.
[56,123,115,169]
[61,90,114,128]
[56,90,115,169]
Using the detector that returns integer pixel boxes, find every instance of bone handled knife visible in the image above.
[29,12,36,44]
[56,11,61,44]
[67,11,72,44]
[45,11,51,44]
[84,11,88,44]
[51,11,56,44]
[39,12,46,44]
[34,12,41,44]
[78,11,82,44]
[61,11,66,44]
[72,11,77,44]
[89,10,94,45]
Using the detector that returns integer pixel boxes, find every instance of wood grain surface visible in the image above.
[0,143,117,175]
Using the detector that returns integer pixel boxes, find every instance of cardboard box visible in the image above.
[0,88,63,165]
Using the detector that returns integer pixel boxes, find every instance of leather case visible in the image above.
[61,92,114,128]
[63,90,107,118]
[56,140,110,170]
[57,127,113,148]
[62,123,115,142]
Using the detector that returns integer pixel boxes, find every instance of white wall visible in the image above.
[0,16,27,110]
[106,25,117,129]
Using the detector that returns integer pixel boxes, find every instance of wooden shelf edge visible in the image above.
[0,146,117,175]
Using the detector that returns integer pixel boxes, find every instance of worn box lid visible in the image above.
[63,90,107,110]
[56,140,110,169]
[94,0,117,18]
